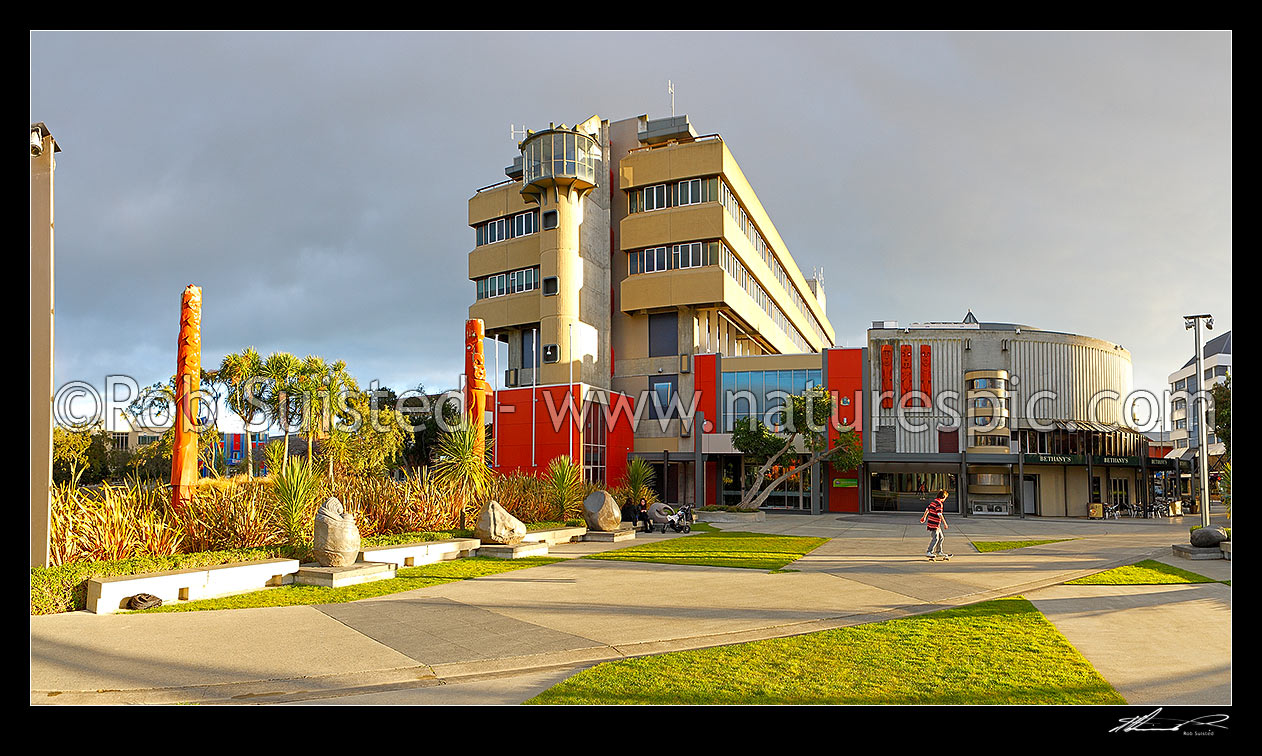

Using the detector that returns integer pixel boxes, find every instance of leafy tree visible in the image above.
[261,352,304,472]
[730,386,863,509]
[217,347,265,478]
[1211,373,1230,458]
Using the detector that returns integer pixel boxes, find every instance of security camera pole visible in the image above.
[1184,313,1213,529]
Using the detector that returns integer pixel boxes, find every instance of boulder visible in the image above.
[1190,526,1228,548]
[583,490,623,532]
[476,500,527,545]
[313,496,361,567]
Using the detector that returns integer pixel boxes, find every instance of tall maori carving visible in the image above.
[464,319,493,461]
[170,284,202,512]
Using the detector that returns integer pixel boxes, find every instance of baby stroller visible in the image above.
[661,504,693,534]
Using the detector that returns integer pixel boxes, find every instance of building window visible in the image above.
[969,434,1009,448]
[649,312,679,358]
[474,267,539,300]
[677,178,702,206]
[642,184,668,211]
[968,473,1010,486]
[513,211,537,238]
[582,397,608,484]
[542,210,558,230]
[720,368,822,431]
[649,375,679,420]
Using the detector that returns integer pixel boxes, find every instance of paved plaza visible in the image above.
[30,511,1231,705]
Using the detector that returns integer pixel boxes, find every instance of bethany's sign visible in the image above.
[1022,454,1144,467]
[1095,456,1142,467]
[1024,454,1082,465]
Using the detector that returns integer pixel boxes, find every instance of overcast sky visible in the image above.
[31,31,1231,430]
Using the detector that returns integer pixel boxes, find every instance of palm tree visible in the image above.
[217,348,264,478]
[431,419,494,530]
[261,352,303,473]
[546,455,584,522]
[622,457,658,507]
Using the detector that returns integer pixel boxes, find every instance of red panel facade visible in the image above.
[694,353,718,435]
[919,345,932,407]
[825,348,864,513]
[492,384,634,489]
[880,344,894,408]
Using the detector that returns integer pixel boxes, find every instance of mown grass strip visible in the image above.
[1066,559,1216,585]
[582,531,825,572]
[528,597,1123,705]
[972,539,1075,553]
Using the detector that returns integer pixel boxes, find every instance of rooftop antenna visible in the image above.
[510,123,528,141]
[668,80,675,116]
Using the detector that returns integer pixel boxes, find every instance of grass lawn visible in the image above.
[134,557,562,612]
[582,531,825,571]
[1066,559,1217,585]
[972,539,1075,553]
[527,597,1123,705]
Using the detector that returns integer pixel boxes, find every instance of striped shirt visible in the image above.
[925,498,944,530]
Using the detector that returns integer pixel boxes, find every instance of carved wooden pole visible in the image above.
[171,284,202,512]
[464,319,493,462]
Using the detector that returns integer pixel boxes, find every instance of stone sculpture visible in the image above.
[1189,526,1228,548]
[313,496,361,567]
[475,500,526,545]
[582,490,622,531]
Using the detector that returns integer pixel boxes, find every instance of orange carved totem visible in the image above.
[464,319,494,459]
[170,284,202,512]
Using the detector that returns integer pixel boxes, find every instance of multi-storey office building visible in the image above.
[467,113,853,509]
[1167,329,1231,454]
[865,314,1152,517]
[1166,329,1231,498]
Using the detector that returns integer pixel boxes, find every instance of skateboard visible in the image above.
[926,553,951,561]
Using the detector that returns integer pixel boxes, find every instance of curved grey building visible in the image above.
[866,312,1150,517]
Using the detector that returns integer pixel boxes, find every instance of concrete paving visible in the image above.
[29,511,1230,705]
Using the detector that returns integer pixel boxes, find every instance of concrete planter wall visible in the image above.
[696,510,766,523]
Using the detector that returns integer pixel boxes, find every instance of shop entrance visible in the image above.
[1023,475,1039,515]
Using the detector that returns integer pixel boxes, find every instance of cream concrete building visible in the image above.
[467,113,836,500]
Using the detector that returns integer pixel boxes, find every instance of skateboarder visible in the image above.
[921,490,951,560]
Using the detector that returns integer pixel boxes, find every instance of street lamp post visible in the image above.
[1184,313,1213,529]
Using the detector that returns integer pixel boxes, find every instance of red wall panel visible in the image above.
[880,344,893,408]
[919,345,932,408]
[826,348,863,513]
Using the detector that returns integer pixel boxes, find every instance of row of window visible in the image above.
[628,177,720,213]
[1012,429,1147,457]
[628,241,718,274]
[719,369,824,431]
[713,179,829,348]
[968,434,1010,448]
[626,239,813,352]
[716,241,813,353]
[475,211,539,247]
[475,267,540,300]
[968,377,1008,391]
[627,175,829,348]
